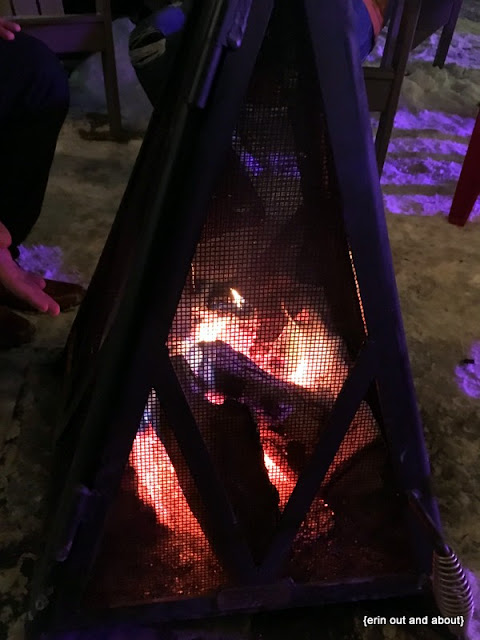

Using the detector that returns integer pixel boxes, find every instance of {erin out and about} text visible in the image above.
[363,615,465,627]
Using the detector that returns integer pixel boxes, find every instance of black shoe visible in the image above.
[0,279,86,313]
[0,306,35,349]
[42,279,86,311]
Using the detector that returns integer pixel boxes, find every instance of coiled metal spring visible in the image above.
[432,546,475,637]
[408,490,475,638]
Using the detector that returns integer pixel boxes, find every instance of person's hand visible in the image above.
[0,221,12,249]
[0,17,21,41]
[0,245,60,316]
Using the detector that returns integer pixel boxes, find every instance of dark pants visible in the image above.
[353,0,375,61]
[0,32,70,258]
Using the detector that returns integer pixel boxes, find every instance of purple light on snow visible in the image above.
[17,244,65,280]
[455,342,480,399]
[380,109,480,221]
[17,244,81,284]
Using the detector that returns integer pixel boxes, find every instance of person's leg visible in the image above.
[352,0,376,62]
[128,1,192,108]
[0,31,70,259]
[0,31,85,335]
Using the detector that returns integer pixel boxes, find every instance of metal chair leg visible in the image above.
[433,0,463,68]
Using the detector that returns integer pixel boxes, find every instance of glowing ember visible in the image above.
[130,424,205,538]
[262,449,296,509]
[263,453,282,477]
[204,390,226,405]
[263,436,335,533]
[130,421,303,538]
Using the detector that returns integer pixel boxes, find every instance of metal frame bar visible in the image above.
[153,352,257,581]
[304,0,439,571]
[30,0,274,629]
[44,574,422,634]
[258,340,378,579]
[30,324,157,623]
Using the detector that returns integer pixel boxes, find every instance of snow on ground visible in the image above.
[367,13,480,220]
[69,18,153,132]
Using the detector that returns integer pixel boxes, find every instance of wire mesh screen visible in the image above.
[86,390,227,607]
[84,5,415,609]
[165,4,379,564]
[288,412,414,582]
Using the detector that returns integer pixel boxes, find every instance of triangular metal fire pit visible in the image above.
[28,0,442,636]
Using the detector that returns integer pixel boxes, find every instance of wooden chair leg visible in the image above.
[381,0,406,70]
[101,20,123,139]
[448,110,480,227]
[375,103,398,174]
[374,0,422,174]
[433,0,463,68]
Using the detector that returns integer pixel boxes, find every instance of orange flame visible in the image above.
[262,450,296,509]
[187,305,256,358]
[130,424,205,538]
[183,291,348,393]
[130,423,297,526]
[131,288,345,538]
[230,288,245,308]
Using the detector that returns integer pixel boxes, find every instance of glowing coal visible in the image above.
[130,423,206,538]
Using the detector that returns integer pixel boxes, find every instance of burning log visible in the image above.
[155,357,282,565]
[205,398,281,562]
[185,340,332,423]
[184,339,380,494]
[279,390,381,493]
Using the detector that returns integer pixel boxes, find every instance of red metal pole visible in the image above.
[448,109,480,227]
